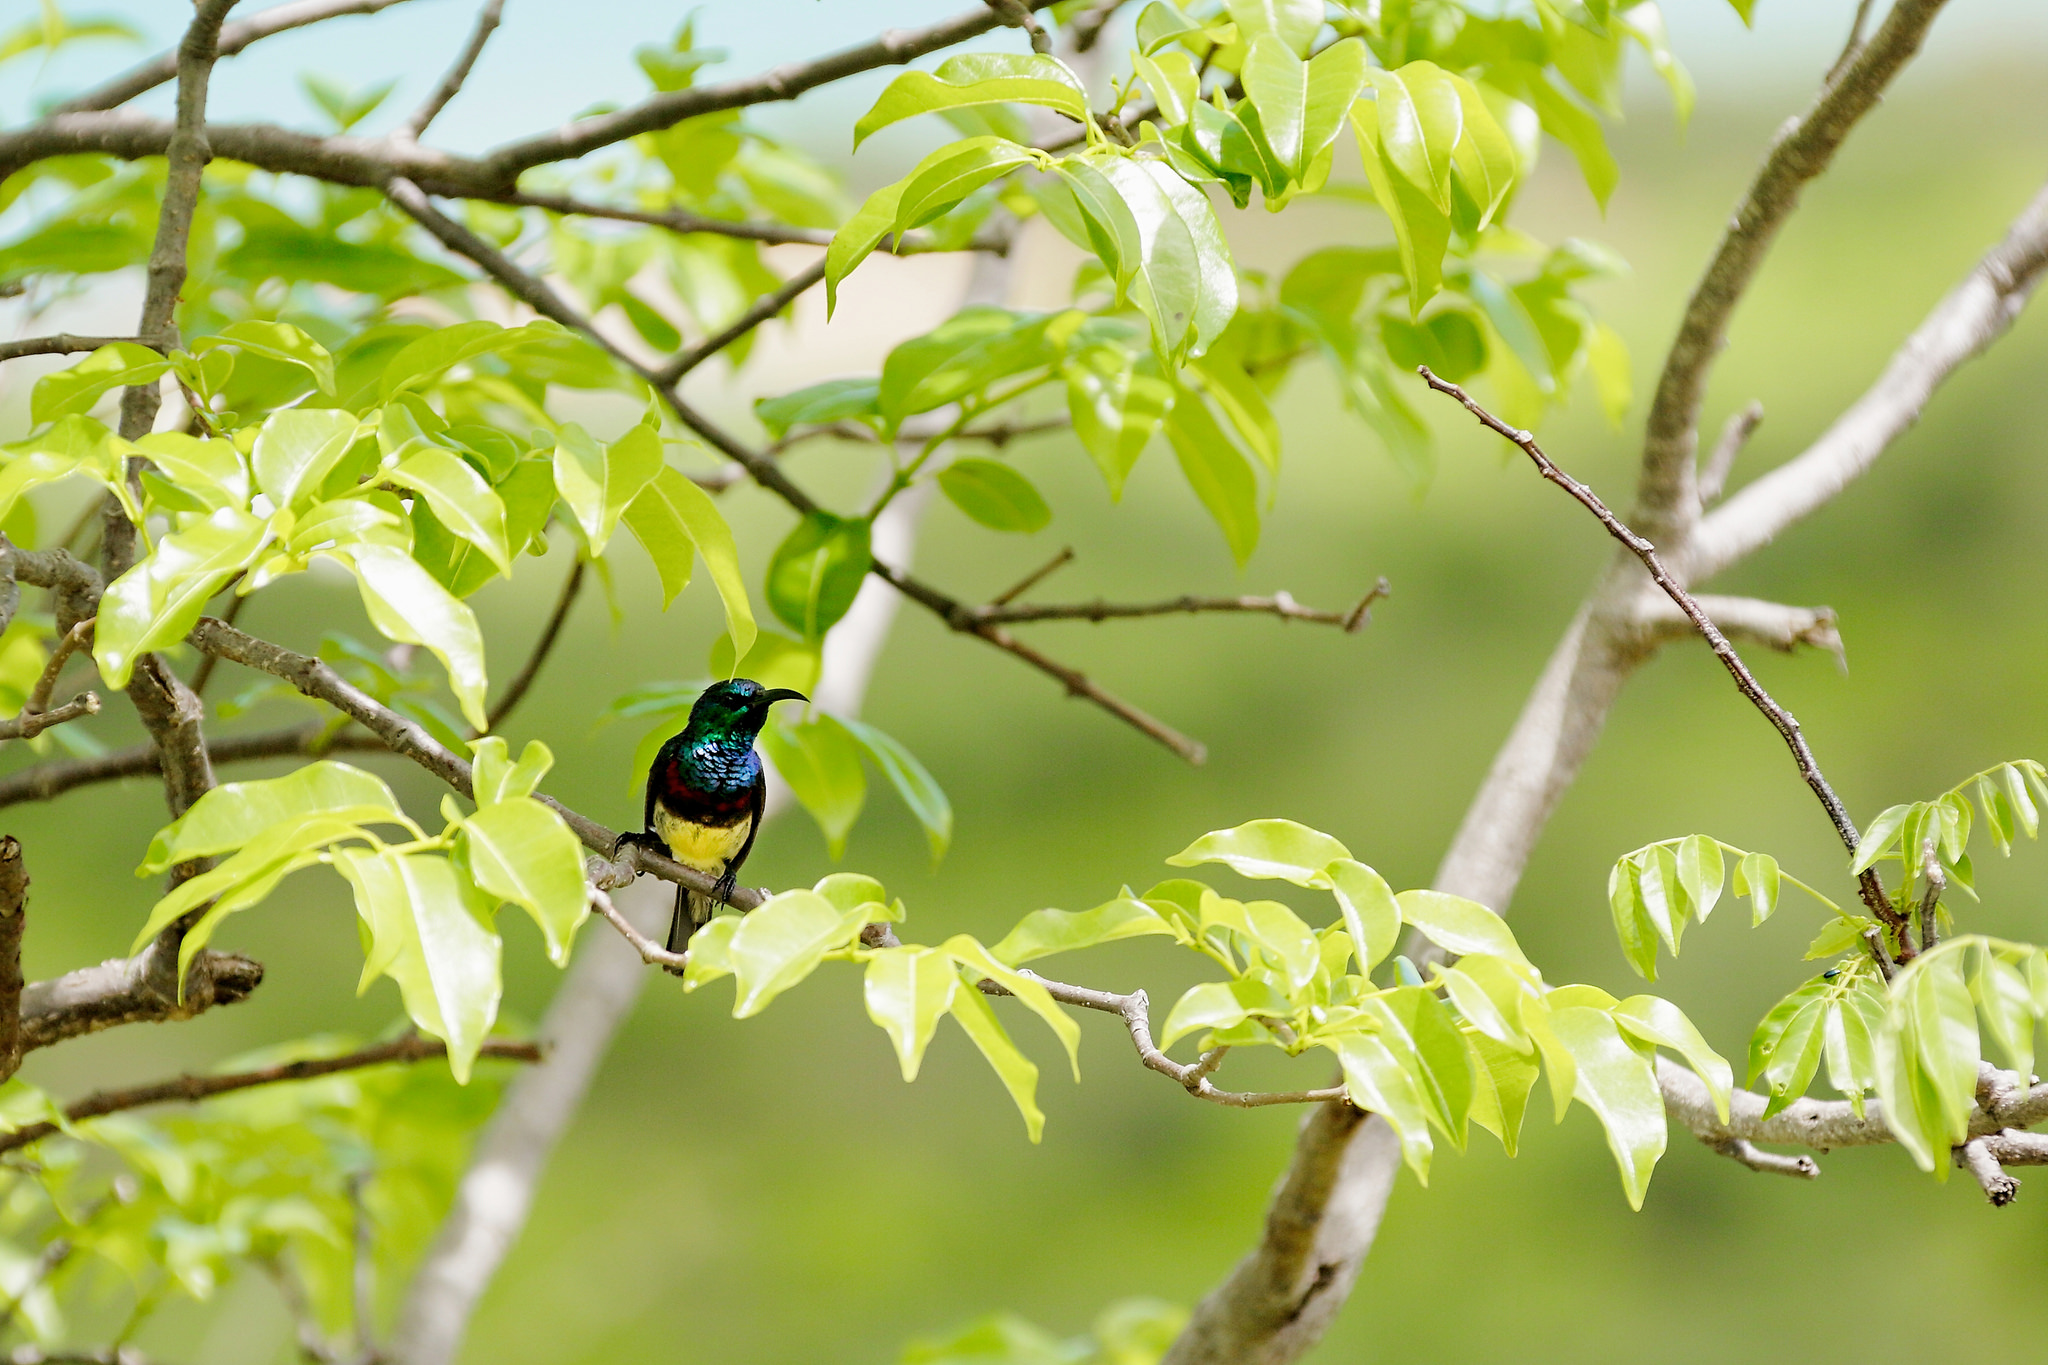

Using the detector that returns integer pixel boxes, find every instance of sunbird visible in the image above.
[616,678,808,952]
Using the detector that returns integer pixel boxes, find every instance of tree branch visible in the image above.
[1696,400,1763,507]
[397,0,505,141]
[1705,1136,1819,1179]
[969,581,1389,630]
[500,190,833,245]
[1633,0,1949,540]
[1686,177,2048,580]
[0,693,99,742]
[0,837,26,1084]
[0,1034,540,1157]
[652,257,828,385]
[480,555,582,734]
[1627,593,1842,663]
[50,0,415,115]
[1419,366,1903,934]
[0,336,142,363]
[18,943,263,1053]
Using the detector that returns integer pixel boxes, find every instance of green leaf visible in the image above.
[333,848,501,1082]
[1096,157,1237,362]
[1242,899,1321,994]
[1064,344,1171,499]
[1804,915,1872,960]
[764,511,871,640]
[469,735,553,806]
[1187,351,1280,477]
[825,178,901,317]
[759,712,865,858]
[893,136,1037,231]
[1364,63,1463,212]
[0,415,133,526]
[1519,74,1617,209]
[1225,0,1321,54]
[1331,1032,1434,1179]
[95,507,272,688]
[1585,320,1631,426]
[1895,944,1981,1147]
[132,431,250,512]
[755,378,881,438]
[854,53,1088,147]
[1243,37,1366,184]
[622,465,755,655]
[1136,1,1204,54]
[1547,1005,1666,1209]
[991,897,1175,966]
[1851,803,1910,875]
[1607,854,1657,981]
[1396,890,1529,966]
[943,934,1082,1080]
[1133,49,1200,124]
[331,542,490,732]
[839,714,953,858]
[192,320,337,398]
[134,813,369,962]
[1613,995,1731,1123]
[142,760,403,872]
[726,888,868,1017]
[936,457,1051,534]
[1437,964,1526,1052]
[1759,998,1827,1117]
[1733,850,1780,925]
[253,408,362,510]
[1465,1030,1540,1155]
[681,915,739,991]
[377,319,564,401]
[1160,977,1288,1049]
[1167,818,1351,886]
[1165,393,1259,565]
[381,446,511,574]
[1674,835,1724,923]
[31,342,169,425]
[947,974,1044,1142]
[551,421,662,555]
[1365,986,1476,1143]
[1446,73,1519,229]
[1325,859,1400,975]
[879,307,1052,424]
[460,798,587,967]
[1348,101,1451,308]
[864,946,959,1081]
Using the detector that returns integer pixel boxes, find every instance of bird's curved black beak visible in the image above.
[756,688,808,709]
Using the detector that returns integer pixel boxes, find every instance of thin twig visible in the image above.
[588,886,688,974]
[480,557,583,734]
[971,584,1388,629]
[1826,0,1879,85]
[52,0,414,114]
[0,336,144,364]
[186,589,247,698]
[1696,400,1763,507]
[1706,1136,1819,1179]
[28,620,93,715]
[1955,1136,2020,1205]
[1417,366,1904,936]
[0,694,99,742]
[398,0,505,140]
[653,257,827,385]
[991,546,1074,605]
[0,1034,541,1157]
[501,191,833,246]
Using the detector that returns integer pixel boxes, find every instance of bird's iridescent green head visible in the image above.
[686,678,807,742]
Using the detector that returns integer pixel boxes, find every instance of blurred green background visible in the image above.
[7,3,2048,1362]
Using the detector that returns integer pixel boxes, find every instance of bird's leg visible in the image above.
[611,829,670,860]
[712,867,739,908]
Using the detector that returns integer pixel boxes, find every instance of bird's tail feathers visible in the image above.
[666,885,720,954]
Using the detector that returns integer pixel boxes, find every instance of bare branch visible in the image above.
[1826,0,1879,85]
[52,0,415,114]
[652,256,828,385]
[1628,593,1841,663]
[1706,1137,1819,1179]
[481,556,583,734]
[398,0,506,141]
[28,620,93,716]
[19,943,263,1053]
[1917,836,1944,952]
[585,883,687,973]
[0,1034,540,1157]
[971,581,1389,631]
[500,190,833,245]
[1696,400,1763,507]
[1634,0,1949,539]
[0,693,99,743]
[0,837,26,1084]
[1955,1136,2019,1205]
[991,546,1075,605]
[0,336,142,363]
[1419,367,1904,936]
[1688,178,2048,580]
[984,0,1053,54]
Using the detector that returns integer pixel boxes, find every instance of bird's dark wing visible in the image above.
[726,771,768,879]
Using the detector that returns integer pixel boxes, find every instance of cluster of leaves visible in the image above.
[0,1037,515,1353]
[680,817,1727,1208]
[1611,760,2048,1175]
[130,747,585,1079]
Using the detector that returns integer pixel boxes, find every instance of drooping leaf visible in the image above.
[331,543,490,732]
[991,897,1176,966]
[460,798,588,967]
[839,714,953,858]
[1547,1005,1666,1209]
[1325,859,1400,975]
[864,946,959,1081]
[95,508,273,688]
[948,973,1045,1142]
[142,761,404,872]
[759,711,866,857]
[31,341,170,425]
[726,889,868,1017]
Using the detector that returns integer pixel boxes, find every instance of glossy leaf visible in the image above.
[839,714,953,858]
[381,446,510,573]
[937,457,1051,533]
[1396,890,1529,966]
[142,760,403,872]
[552,421,662,555]
[1548,1005,1666,1209]
[95,508,272,689]
[377,319,564,400]
[760,712,866,858]
[1365,986,1476,1142]
[726,889,868,1018]
[623,465,755,656]
[1466,1030,1540,1155]
[943,935,1081,1080]
[864,946,958,1081]
[460,798,587,967]
[1225,0,1321,54]
[854,53,1088,147]
[1733,850,1780,925]
[1332,1032,1434,1179]
[253,408,361,510]
[334,543,490,732]
[1165,394,1259,565]
[991,897,1176,966]
[948,973,1044,1142]
[1160,977,1289,1049]
[31,342,170,424]
[469,736,553,806]
[1325,859,1400,975]
[1613,995,1731,1122]
[1166,819,1351,887]
[765,512,871,639]
[1097,157,1237,362]
[1064,344,1172,499]
[755,378,881,438]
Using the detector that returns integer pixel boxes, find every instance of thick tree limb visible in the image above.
[1686,178,2048,580]
[397,0,505,141]
[19,943,262,1052]
[1633,0,1949,539]
[51,0,416,115]
[0,1033,540,1157]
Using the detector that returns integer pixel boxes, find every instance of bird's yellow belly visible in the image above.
[653,807,751,873]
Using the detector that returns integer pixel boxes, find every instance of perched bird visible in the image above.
[615,678,807,952]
